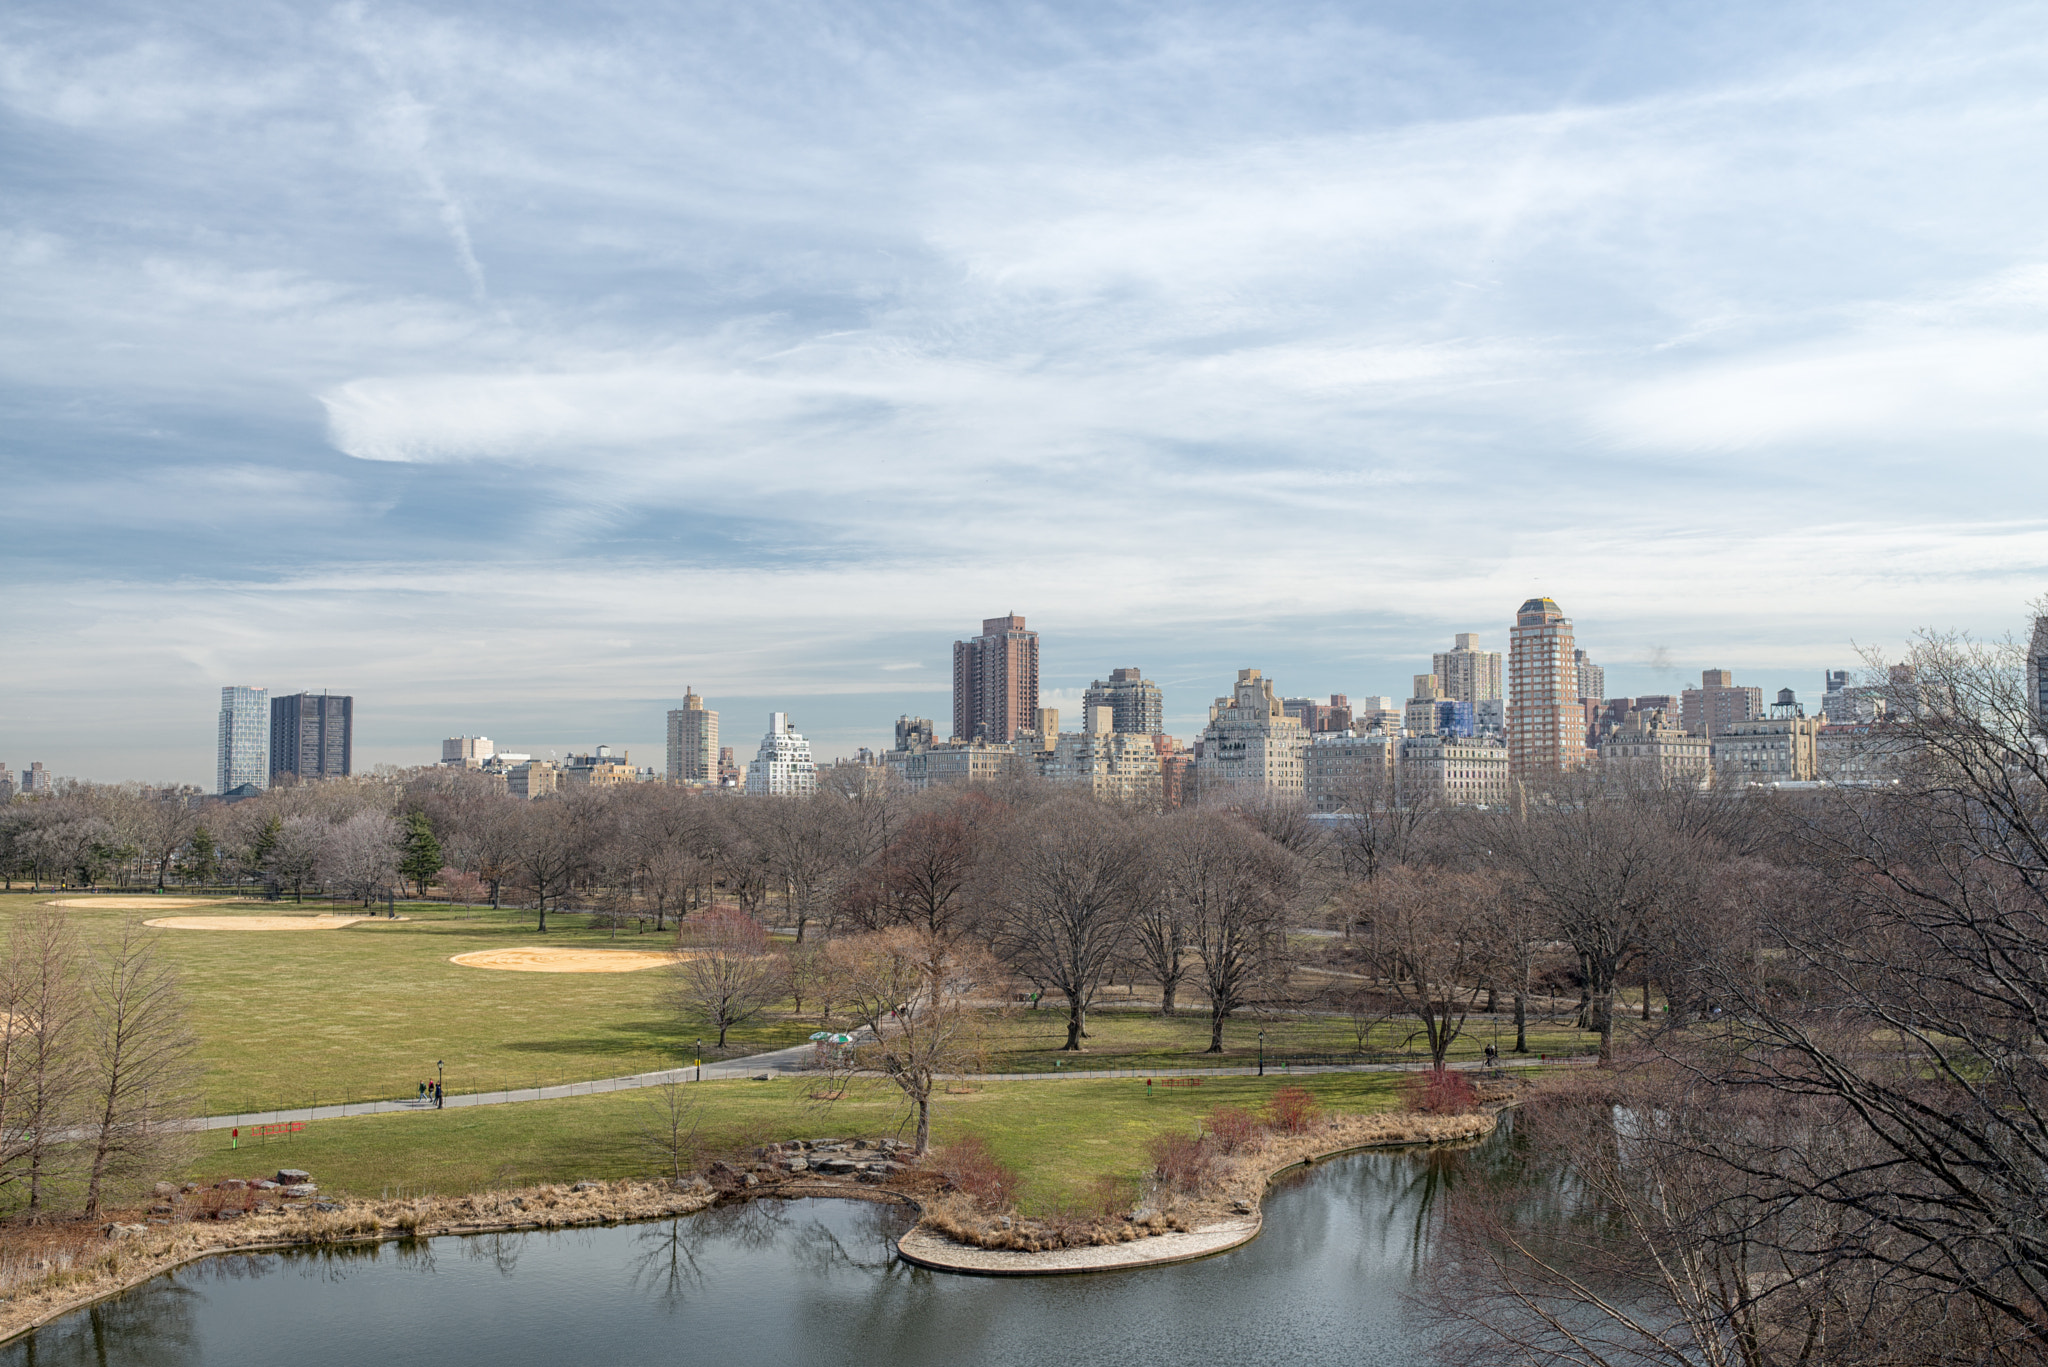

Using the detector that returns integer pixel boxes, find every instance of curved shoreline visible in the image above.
[895,1110,1500,1277]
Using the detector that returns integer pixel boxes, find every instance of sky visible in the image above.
[5,0,2048,786]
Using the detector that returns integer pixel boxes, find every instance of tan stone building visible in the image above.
[1712,693,1821,784]
[1302,731,1399,813]
[886,739,1021,792]
[1193,669,1307,797]
[666,690,719,784]
[1597,709,1712,786]
[1682,669,1764,738]
[1040,707,1163,806]
[508,760,559,800]
[1399,734,1511,807]
[1433,633,1504,708]
[563,747,635,789]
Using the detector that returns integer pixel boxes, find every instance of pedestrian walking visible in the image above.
[418,1081,427,1102]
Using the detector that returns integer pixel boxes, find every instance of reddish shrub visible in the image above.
[1204,1105,1265,1154]
[1147,1130,1215,1194]
[1266,1086,1322,1134]
[1401,1068,1478,1115]
[929,1135,1019,1209]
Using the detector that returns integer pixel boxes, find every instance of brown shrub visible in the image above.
[1401,1068,1478,1115]
[1147,1129,1214,1194]
[1204,1105,1265,1154]
[928,1135,1019,1210]
[1266,1086,1322,1134]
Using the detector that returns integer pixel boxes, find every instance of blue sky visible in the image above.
[5,1,2048,784]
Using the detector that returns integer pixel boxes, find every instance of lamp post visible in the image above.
[696,1039,703,1084]
[1258,1031,1266,1078]
[436,1059,443,1109]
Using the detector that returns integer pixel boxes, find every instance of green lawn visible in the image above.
[183,1072,1415,1211]
[973,997,1600,1073]
[0,893,827,1116]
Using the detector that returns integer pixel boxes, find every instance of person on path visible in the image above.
[435,1082,444,1109]
[418,1081,427,1102]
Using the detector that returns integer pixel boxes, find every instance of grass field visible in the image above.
[0,892,827,1115]
[183,1071,1415,1211]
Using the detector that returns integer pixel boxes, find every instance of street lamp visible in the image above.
[436,1059,444,1109]
[1258,1031,1265,1078]
[696,1038,703,1083]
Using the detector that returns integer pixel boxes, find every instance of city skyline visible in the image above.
[6,3,2048,783]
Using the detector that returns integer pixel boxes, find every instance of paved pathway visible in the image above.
[193,1047,1573,1133]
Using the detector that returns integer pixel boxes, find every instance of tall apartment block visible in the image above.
[1432,633,1504,706]
[0,764,12,800]
[1507,598,1586,780]
[1193,668,1307,795]
[217,685,269,795]
[666,688,720,783]
[2029,616,2048,733]
[271,692,353,783]
[1082,668,1164,735]
[746,713,817,796]
[1573,649,1605,705]
[952,614,1040,744]
[1680,669,1764,738]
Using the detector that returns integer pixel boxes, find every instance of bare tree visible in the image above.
[834,800,992,939]
[825,928,992,1154]
[1,907,86,1218]
[1128,878,1191,1016]
[323,810,399,905]
[987,799,1143,1051]
[134,799,198,892]
[673,908,781,1049]
[79,922,197,1216]
[268,814,326,902]
[637,1081,704,1182]
[756,793,853,944]
[1346,864,1497,1069]
[507,800,589,931]
[1154,809,1298,1050]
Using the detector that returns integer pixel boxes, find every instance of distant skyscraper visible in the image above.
[2030,617,2048,734]
[218,686,269,795]
[271,692,352,782]
[952,614,1040,744]
[443,736,495,767]
[1432,633,1504,706]
[1680,669,1764,738]
[0,764,13,800]
[894,715,935,752]
[746,713,817,796]
[666,689,719,783]
[1573,649,1605,705]
[1508,598,1586,780]
[1082,668,1165,735]
[21,762,53,795]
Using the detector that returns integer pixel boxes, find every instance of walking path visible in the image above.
[192,1047,1567,1133]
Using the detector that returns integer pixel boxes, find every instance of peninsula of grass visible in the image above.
[181,1072,1416,1212]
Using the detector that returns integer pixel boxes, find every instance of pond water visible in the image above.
[2,1147,1473,1367]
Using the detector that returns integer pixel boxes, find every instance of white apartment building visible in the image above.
[746,712,818,796]
[1597,710,1711,787]
[1399,734,1511,807]
[1432,633,1504,706]
[884,740,1019,791]
[1193,669,1307,797]
[1712,694,1821,785]
[666,689,719,784]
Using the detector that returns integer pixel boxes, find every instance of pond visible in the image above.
[2,1145,1476,1366]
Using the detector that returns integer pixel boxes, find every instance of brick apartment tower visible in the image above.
[952,614,1040,744]
[1508,597,1586,781]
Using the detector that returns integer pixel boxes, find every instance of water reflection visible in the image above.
[3,1139,1501,1367]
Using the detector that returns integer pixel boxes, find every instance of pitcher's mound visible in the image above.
[450,946,678,973]
[144,914,390,930]
[52,897,231,911]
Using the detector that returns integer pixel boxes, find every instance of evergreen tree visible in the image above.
[185,825,218,886]
[398,811,443,897]
[251,815,281,873]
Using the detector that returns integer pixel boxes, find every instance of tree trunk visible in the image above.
[1207,1010,1225,1053]
[1160,981,1177,1016]
[1485,983,1498,1013]
[915,1095,931,1155]
[1513,990,1528,1053]
[1594,987,1615,1062]
[1063,1000,1084,1051]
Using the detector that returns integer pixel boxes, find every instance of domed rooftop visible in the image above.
[1517,596,1564,623]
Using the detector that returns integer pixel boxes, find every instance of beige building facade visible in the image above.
[1712,695,1821,784]
[1597,709,1712,786]
[1399,734,1511,807]
[667,690,719,784]
[1302,731,1399,813]
[1193,669,1308,797]
[1432,633,1504,707]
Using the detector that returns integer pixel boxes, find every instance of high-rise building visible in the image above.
[2028,617,2048,734]
[442,736,495,768]
[1283,695,1353,734]
[746,713,817,796]
[1082,668,1165,735]
[1507,598,1586,781]
[217,686,269,795]
[1193,669,1308,796]
[0,764,13,801]
[271,692,352,783]
[952,614,1040,744]
[666,689,719,784]
[1403,674,1447,737]
[1573,650,1604,707]
[894,716,935,752]
[1040,709,1164,806]
[1681,669,1764,738]
[21,762,53,795]
[1432,634,1504,707]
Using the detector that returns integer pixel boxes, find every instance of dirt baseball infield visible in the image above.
[448,946,680,973]
[51,898,232,911]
